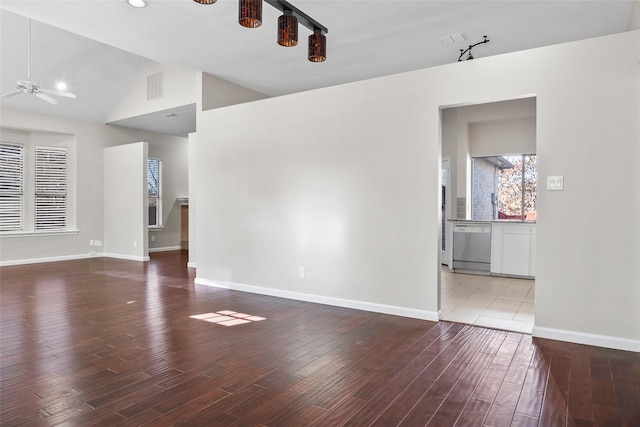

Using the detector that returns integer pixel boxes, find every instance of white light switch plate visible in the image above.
[547,176,564,191]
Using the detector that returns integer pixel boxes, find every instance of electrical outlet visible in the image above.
[95,240,102,247]
[89,240,94,246]
[151,235,155,242]
[133,241,137,248]
[298,267,305,278]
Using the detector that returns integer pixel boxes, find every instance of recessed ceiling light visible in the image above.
[127,0,147,8]
[56,81,68,91]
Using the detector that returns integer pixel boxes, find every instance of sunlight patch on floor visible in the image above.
[189,310,266,326]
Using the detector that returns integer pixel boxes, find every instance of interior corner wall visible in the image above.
[201,73,269,111]
[103,142,148,261]
[195,30,640,350]
[628,0,640,30]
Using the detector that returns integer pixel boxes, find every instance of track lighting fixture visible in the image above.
[193,0,327,61]
[265,0,327,62]
[458,36,490,61]
[278,9,298,47]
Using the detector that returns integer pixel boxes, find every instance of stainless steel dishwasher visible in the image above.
[452,223,492,273]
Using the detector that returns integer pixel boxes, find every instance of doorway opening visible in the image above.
[438,97,536,334]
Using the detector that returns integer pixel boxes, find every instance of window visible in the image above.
[497,155,537,221]
[0,143,25,231]
[0,141,73,234]
[148,158,162,227]
[472,154,537,221]
[35,147,68,230]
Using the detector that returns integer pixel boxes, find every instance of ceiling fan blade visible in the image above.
[35,93,58,105]
[42,89,77,99]
[1,90,23,98]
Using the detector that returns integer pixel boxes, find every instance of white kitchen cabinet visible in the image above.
[491,222,536,277]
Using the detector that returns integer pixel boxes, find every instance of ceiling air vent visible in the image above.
[147,71,164,100]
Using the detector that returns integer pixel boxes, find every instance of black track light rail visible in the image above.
[458,35,489,61]
[264,0,328,34]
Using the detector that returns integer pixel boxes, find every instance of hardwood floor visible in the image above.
[1,251,638,426]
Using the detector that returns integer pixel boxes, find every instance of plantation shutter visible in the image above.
[0,143,25,231]
[35,147,67,230]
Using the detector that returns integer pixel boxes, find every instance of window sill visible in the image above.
[149,226,164,232]
[0,229,80,239]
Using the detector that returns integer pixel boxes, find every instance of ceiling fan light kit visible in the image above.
[1,19,77,105]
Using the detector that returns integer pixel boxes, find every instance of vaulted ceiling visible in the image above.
[1,1,637,136]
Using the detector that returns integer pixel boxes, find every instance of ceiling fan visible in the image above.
[1,19,76,105]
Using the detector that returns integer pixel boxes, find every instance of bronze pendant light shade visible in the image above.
[239,0,263,28]
[308,29,326,62]
[277,10,298,47]
[193,0,217,4]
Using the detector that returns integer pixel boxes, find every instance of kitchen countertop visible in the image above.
[448,219,536,224]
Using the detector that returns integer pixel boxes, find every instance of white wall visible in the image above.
[187,132,197,268]
[0,109,188,265]
[469,117,536,157]
[104,142,148,261]
[183,73,268,268]
[195,30,640,350]
[196,78,437,319]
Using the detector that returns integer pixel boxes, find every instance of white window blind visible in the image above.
[0,143,25,231]
[35,147,68,230]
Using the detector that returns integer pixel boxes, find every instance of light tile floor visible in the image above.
[441,267,535,334]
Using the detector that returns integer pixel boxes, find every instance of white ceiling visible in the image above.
[1,1,636,137]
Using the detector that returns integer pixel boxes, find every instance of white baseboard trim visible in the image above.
[148,246,182,253]
[0,253,96,267]
[101,253,150,262]
[194,277,439,322]
[187,262,197,269]
[533,326,640,352]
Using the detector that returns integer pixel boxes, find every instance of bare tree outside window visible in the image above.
[497,155,536,220]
